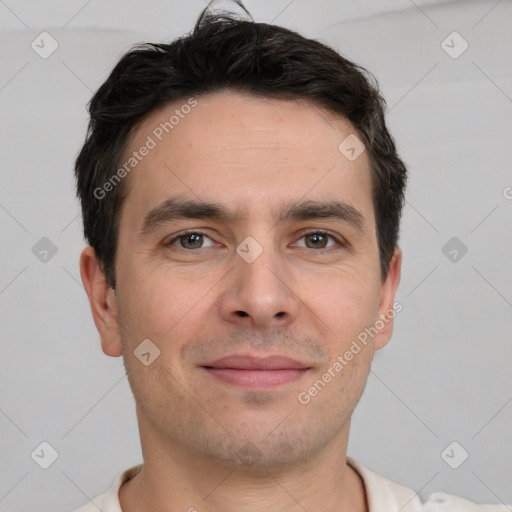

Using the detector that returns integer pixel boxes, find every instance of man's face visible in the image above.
[88,90,401,470]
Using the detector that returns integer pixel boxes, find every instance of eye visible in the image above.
[295,231,340,250]
[166,231,216,250]
[165,230,343,251]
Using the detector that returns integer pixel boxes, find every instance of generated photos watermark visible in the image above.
[93,97,198,200]
[298,300,403,405]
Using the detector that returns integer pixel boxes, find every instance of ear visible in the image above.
[79,246,123,357]
[373,246,402,351]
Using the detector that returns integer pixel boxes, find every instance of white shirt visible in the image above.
[74,457,510,511]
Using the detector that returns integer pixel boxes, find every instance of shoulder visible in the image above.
[420,492,511,511]
[347,457,510,512]
[74,464,143,512]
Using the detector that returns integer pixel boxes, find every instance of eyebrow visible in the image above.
[139,197,367,237]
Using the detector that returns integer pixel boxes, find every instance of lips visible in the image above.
[200,355,311,390]
[203,355,309,370]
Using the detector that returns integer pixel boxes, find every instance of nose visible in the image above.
[217,241,300,331]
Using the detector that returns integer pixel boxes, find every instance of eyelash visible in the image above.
[165,229,345,251]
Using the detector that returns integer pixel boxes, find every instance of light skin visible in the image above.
[80,90,401,512]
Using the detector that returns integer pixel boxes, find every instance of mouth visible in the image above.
[200,355,311,390]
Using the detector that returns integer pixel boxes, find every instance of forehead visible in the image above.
[119,90,375,230]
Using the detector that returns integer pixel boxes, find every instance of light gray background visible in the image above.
[0,1,511,511]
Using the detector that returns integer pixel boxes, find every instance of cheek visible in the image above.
[300,273,379,341]
[117,263,222,358]
[116,275,205,401]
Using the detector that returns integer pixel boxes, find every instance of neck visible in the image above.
[119,418,367,512]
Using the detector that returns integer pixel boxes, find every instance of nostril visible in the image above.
[275,312,285,318]
[236,311,249,317]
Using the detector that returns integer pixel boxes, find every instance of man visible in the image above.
[74,1,509,511]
